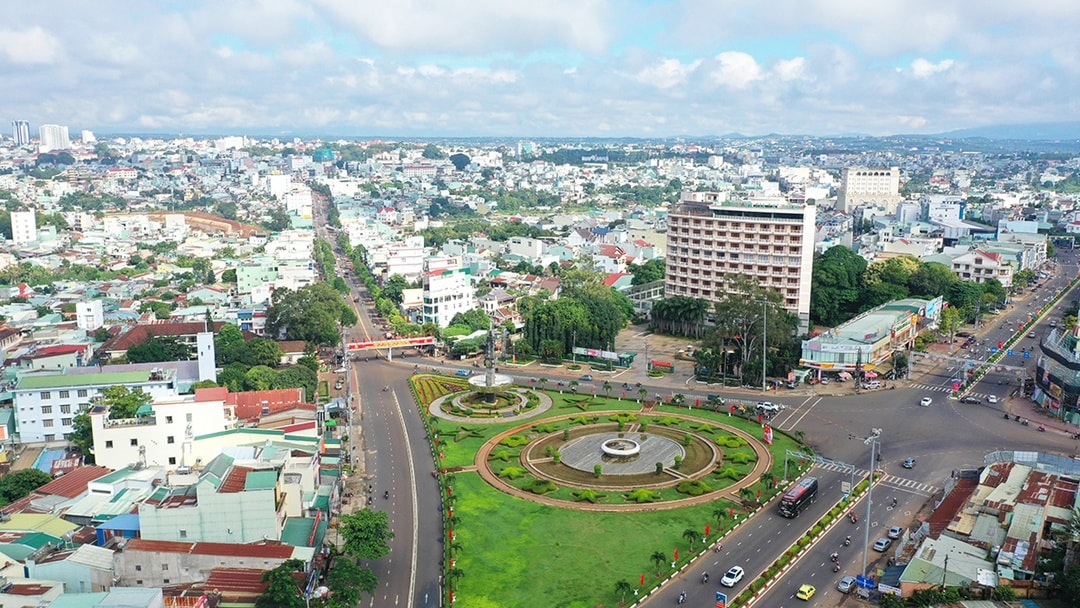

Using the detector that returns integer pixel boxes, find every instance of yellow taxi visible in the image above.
[796,584,816,600]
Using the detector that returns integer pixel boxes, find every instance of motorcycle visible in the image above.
[384,490,390,499]
[1039,425,1046,432]
[1004,413,1011,419]
[1021,419,1030,426]
[677,591,686,604]
[833,563,841,573]
[843,536,851,547]
[701,573,709,584]
[382,386,389,392]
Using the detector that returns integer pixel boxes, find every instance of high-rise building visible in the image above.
[38,124,71,153]
[10,209,37,244]
[835,167,902,214]
[11,120,30,146]
[665,192,816,333]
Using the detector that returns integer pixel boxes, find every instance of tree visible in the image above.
[682,528,698,551]
[97,386,152,419]
[421,144,445,159]
[449,153,471,171]
[325,557,377,606]
[339,509,394,560]
[810,246,867,327]
[242,338,284,367]
[264,205,291,232]
[0,469,53,506]
[615,579,633,604]
[256,559,305,608]
[650,549,667,576]
[244,366,278,390]
[450,308,491,332]
[126,336,192,363]
[275,365,318,402]
[712,505,727,524]
[381,274,409,305]
[264,283,352,345]
[630,258,666,285]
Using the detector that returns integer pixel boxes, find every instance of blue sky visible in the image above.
[2,0,1079,137]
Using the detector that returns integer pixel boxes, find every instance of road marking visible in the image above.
[782,397,821,430]
[388,390,419,608]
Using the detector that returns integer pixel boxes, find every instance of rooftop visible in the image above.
[16,369,171,390]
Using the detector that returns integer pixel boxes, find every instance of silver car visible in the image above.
[837,575,856,593]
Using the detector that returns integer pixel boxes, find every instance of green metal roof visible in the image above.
[17,371,160,390]
[244,470,278,491]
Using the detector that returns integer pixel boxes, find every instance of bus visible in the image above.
[777,476,818,518]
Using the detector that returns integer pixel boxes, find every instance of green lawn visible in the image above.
[451,471,743,608]
[421,383,813,607]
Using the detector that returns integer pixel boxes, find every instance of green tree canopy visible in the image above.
[126,336,192,363]
[98,386,152,420]
[630,258,666,285]
[0,469,53,506]
[256,559,305,608]
[264,283,352,345]
[810,245,867,327]
[339,509,394,560]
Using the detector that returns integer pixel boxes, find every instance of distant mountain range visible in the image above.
[937,122,1080,140]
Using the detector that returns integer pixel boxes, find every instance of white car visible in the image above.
[987,395,999,404]
[919,397,932,407]
[756,402,783,413]
[720,566,744,587]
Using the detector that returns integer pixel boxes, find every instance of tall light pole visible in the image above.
[861,428,883,578]
[760,300,768,394]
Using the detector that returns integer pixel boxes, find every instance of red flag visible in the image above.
[447,486,452,496]
[695,398,700,407]
[729,507,734,518]
[674,547,679,561]
[640,573,645,586]
[449,588,454,603]
[764,424,774,445]
[705,524,710,537]
[448,506,453,517]
[756,488,761,499]
[448,529,453,541]
[729,404,735,414]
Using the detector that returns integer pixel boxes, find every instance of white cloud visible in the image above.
[910,58,955,78]
[773,57,808,81]
[0,26,61,64]
[709,52,762,88]
[636,58,701,89]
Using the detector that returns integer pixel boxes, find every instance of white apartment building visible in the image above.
[923,195,965,222]
[423,268,476,327]
[265,173,292,198]
[11,209,37,244]
[385,239,426,281]
[507,236,544,259]
[665,193,816,333]
[951,249,1014,288]
[13,369,179,444]
[90,390,235,470]
[836,167,902,214]
[76,300,104,331]
[38,124,71,153]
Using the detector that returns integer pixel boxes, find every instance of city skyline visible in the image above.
[2,1,1080,138]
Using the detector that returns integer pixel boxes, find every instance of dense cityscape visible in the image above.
[0,124,1076,608]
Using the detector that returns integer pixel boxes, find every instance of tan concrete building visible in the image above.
[836,166,902,213]
[665,192,816,333]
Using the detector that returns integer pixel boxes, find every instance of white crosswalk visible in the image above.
[908,382,996,400]
[814,462,939,496]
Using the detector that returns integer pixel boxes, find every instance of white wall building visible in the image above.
[836,167,902,214]
[423,268,476,327]
[76,300,104,332]
[90,390,235,470]
[11,209,37,244]
[13,369,180,444]
[38,124,71,152]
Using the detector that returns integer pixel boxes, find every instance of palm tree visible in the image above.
[712,505,727,525]
[447,567,464,584]
[682,528,698,551]
[650,550,667,576]
[615,580,633,605]
[538,377,548,391]
[638,387,647,402]
[671,392,686,406]
[602,381,612,397]
[449,540,463,555]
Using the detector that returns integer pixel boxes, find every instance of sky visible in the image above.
[3,0,1080,138]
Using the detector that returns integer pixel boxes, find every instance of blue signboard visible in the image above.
[1024,351,1031,359]
[1007,349,1014,356]
[990,347,999,354]
[856,574,875,589]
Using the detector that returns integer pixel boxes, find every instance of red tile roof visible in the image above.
[125,538,295,558]
[36,466,112,498]
[101,322,257,353]
[219,466,253,494]
[204,568,271,593]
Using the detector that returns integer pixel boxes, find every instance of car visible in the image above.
[796,584,816,600]
[819,378,830,385]
[1029,332,1037,339]
[837,576,857,594]
[956,331,973,338]
[756,402,783,413]
[873,538,892,552]
[919,397,932,407]
[580,374,593,381]
[720,566,744,587]
[987,395,999,404]
[333,367,348,373]
[902,458,917,469]
[335,382,343,390]
[455,369,471,377]
[887,526,904,539]
[960,396,982,404]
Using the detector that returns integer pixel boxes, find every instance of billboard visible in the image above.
[346,336,435,351]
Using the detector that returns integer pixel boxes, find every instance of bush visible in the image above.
[501,435,529,448]
[594,464,602,478]
[524,479,557,494]
[675,480,713,496]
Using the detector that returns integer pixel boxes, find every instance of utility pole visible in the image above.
[761,300,768,394]
[860,428,883,578]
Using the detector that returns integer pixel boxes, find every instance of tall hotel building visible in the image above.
[11,120,30,146]
[38,124,71,153]
[835,166,901,214]
[665,192,815,333]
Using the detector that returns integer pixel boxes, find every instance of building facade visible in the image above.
[665,192,816,333]
[76,300,104,331]
[13,369,179,444]
[38,124,71,153]
[11,209,37,244]
[11,120,30,146]
[836,167,902,214]
[422,268,475,328]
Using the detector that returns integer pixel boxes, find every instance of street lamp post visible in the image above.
[760,301,769,393]
[861,428,883,578]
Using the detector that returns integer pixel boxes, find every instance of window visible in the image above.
[168,457,177,465]
[77,389,87,398]
[167,436,175,444]
[40,392,51,399]
[60,404,71,414]
[42,419,54,428]
[59,390,69,398]
[135,565,142,571]
[186,413,192,423]
[179,530,187,539]
[105,440,113,448]
[130,438,138,446]
[44,434,55,442]
[41,405,53,414]
[163,579,170,584]
[136,580,143,585]
[61,418,72,426]
[165,416,173,424]
[162,564,169,571]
